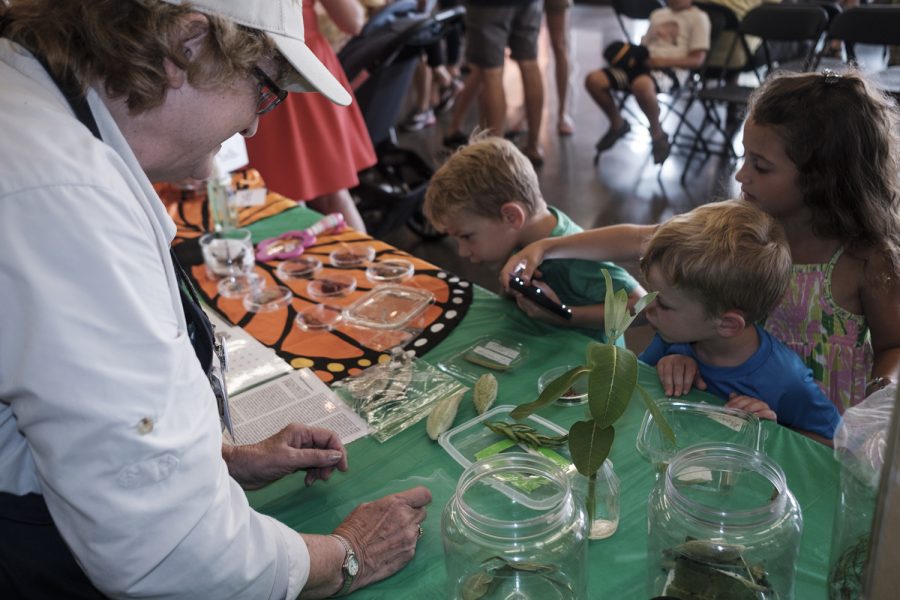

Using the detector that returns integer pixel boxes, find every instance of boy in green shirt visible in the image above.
[424,136,646,344]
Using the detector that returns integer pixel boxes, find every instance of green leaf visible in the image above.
[636,384,676,444]
[585,342,607,368]
[631,291,658,316]
[510,366,588,419]
[568,421,615,476]
[587,345,638,429]
[602,269,620,343]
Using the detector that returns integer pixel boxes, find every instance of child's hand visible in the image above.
[725,393,777,422]
[513,281,568,325]
[656,355,707,397]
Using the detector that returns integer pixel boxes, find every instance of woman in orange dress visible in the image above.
[246,0,376,232]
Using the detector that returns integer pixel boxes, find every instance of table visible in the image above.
[241,207,839,598]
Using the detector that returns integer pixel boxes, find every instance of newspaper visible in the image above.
[223,368,370,446]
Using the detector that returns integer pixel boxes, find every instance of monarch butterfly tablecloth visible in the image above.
[172,202,473,384]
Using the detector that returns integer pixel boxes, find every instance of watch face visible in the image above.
[347,555,359,576]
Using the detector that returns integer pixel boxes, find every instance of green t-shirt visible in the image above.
[535,207,640,344]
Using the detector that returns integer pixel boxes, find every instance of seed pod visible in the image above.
[426,388,466,440]
[473,373,498,414]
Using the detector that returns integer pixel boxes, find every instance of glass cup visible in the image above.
[199,228,257,297]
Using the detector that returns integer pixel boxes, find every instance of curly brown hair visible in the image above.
[747,70,900,280]
[1,0,275,112]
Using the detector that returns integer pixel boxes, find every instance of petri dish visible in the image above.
[329,245,375,268]
[344,285,434,329]
[365,259,415,283]
[307,274,358,300]
[538,365,589,406]
[276,256,322,280]
[295,304,343,331]
[217,272,264,299]
[242,285,293,313]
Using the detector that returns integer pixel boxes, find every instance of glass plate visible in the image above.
[242,285,293,313]
[365,259,415,283]
[343,284,434,329]
[307,274,358,300]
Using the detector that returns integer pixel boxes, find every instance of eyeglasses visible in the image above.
[251,66,288,115]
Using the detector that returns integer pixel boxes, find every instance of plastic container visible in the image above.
[365,258,415,283]
[636,399,765,473]
[538,365,588,406]
[343,284,433,329]
[276,256,322,280]
[329,245,375,268]
[437,335,528,384]
[441,453,589,599]
[647,443,803,599]
[440,405,620,541]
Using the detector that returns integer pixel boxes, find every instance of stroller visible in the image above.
[338,0,465,239]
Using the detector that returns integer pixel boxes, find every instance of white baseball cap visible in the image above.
[160,0,351,106]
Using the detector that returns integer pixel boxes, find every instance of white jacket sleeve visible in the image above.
[0,180,309,599]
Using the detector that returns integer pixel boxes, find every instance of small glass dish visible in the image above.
[276,256,322,280]
[329,245,375,268]
[365,259,414,283]
[636,399,766,472]
[538,365,588,406]
[217,272,264,299]
[242,285,293,313]
[307,274,358,300]
[294,304,343,331]
[344,284,434,329]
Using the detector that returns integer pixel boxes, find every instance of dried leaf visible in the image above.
[426,388,466,440]
[473,373,498,414]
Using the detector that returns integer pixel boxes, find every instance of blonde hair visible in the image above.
[424,134,543,227]
[1,0,275,112]
[640,200,791,323]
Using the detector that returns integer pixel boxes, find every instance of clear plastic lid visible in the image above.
[307,274,358,300]
[437,335,529,384]
[365,259,415,283]
[329,245,375,268]
[294,304,343,331]
[242,285,293,313]
[343,284,434,329]
[276,256,322,280]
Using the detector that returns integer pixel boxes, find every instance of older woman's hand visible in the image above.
[222,423,348,490]
[335,486,432,594]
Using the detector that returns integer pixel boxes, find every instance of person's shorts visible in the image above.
[602,67,679,95]
[544,0,573,14]
[464,1,542,68]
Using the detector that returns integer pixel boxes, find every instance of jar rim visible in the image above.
[454,453,574,538]
[664,442,789,525]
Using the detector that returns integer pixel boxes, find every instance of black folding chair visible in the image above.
[612,0,665,44]
[816,5,900,98]
[677,3,829,182]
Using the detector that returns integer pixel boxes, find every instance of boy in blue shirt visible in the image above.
[423,135,645,344]
[639,200,840,442]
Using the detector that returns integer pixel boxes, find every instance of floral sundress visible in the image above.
[764,247,872,414]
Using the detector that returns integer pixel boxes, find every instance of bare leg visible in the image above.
[447,68,482,136]
[309,189,367,234]
[411,58,432,114]
[631,74,662,139]
[585,69,624,131]
[517,59,544,160]
[546,9,573,134]
[480,65,507,137]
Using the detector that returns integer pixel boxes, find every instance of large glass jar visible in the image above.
[647,443,803,599]
[441,453,588,599]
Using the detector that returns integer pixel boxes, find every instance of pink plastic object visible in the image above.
[255,213,346,261]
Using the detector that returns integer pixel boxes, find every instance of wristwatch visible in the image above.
[330,534,359,597]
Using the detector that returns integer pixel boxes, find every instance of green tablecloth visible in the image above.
[245,208,839,598]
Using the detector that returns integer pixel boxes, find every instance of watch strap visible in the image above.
[330,534,356,597]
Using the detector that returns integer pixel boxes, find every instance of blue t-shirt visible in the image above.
[639,325,840,439]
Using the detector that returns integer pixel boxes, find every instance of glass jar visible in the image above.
[441,453,588,599]
[569,460,620,540]
[647,443,803,599]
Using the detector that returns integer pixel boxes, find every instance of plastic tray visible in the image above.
[437,335,528,384]
[343,284,433,329]
[636,399,765,470]
[439,405,571,472]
